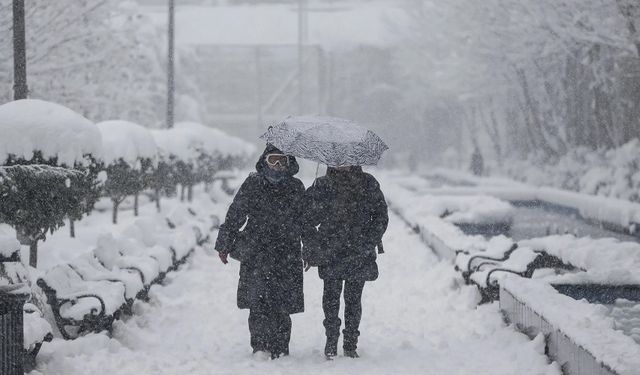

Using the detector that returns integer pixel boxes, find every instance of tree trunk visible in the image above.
[180,185,185,202]
[69,219,75,238]
[134,193,139,216]
[155,188,161,213]
[112,200,119,224]
[187,185,193,202]
[29,240,38,268]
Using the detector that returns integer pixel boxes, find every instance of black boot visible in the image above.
[324,336,338,359]
[344,349,359,358]
[343,329,360,356]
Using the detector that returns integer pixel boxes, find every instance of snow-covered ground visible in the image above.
[32,206,556,374]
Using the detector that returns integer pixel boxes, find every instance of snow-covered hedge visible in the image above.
[96,120,157,167]
[97,120,157,223]
[501,139,640,203]
[0,100,104,267]
[151,122,256,202]
[0,99,102,166]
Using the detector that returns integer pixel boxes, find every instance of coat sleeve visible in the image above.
[367,177,389,246]
[214,176,255,254]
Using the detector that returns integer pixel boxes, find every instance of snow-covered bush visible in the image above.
[0,99,102,267]
[500,139,640,203]
[97,120,157,224]
[176,122,255,189]
[152,123,255,203]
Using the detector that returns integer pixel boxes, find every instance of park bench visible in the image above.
[166,206,220,247]
[68,253,146,308]
[37,264,128,339]
[467,248,575,303]
[93,234,165,287]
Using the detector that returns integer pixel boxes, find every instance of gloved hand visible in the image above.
[218,251,228,265]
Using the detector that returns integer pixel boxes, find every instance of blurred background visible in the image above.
[2,0,640,197]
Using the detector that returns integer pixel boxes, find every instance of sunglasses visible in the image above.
[266,153,290,167]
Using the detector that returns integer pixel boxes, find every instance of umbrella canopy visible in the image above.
[259,116,388,167]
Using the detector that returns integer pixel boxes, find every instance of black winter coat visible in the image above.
[215,146,305,314]
[303,167,389,281]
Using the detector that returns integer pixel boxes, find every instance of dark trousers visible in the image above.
[248,307,292,355]
[322,279,366,351]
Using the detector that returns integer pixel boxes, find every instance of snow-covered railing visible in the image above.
[500,278,640,375]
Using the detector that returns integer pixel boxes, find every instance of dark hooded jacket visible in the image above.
[215,145,305,314]
[303,167,388,281]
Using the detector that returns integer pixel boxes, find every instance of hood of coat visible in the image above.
[326,166,364,186]
[255,143,300,177]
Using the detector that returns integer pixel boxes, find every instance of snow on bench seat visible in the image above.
[94,235,162,286]
[122,217,196,263]
[39,264,127,320]
[69,253,144,301]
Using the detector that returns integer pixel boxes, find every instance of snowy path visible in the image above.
[37,213,555,375]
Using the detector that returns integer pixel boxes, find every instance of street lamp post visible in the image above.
[13,0,28,100]
[297,0,307,115]
[167,0,175,128]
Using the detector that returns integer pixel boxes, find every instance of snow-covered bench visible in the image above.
[122,217,197,269]
[468,247,574,303]
[166,206,220,247]
[450,235,580,303]
[69,253,146,308]
[93,236,164,288]
[37,264,128,339]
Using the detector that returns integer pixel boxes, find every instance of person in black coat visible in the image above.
[303,166,388,359]
[215,144,305,359]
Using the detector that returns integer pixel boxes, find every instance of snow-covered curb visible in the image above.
[501,277,640,375]
[423,169,640,236]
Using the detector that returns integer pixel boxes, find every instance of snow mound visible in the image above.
[521,235,640,284]
[0,99,102,166]
[175,121,256,158]
[152,123,255,162]
[0,224,19,259]
[96,120,157,166]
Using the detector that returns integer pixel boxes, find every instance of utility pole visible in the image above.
[317,46,326,115]
[255,46,264,131]
[297,0,307,115]
[167,0,175,128]
[13,0,27,100]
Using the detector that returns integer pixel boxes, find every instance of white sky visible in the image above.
[144,2,406,48]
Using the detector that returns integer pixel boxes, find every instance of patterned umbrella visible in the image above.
[259,116,388,167]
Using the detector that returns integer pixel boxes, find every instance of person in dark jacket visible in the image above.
[303,166,389,359]
[215,144,305,359]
